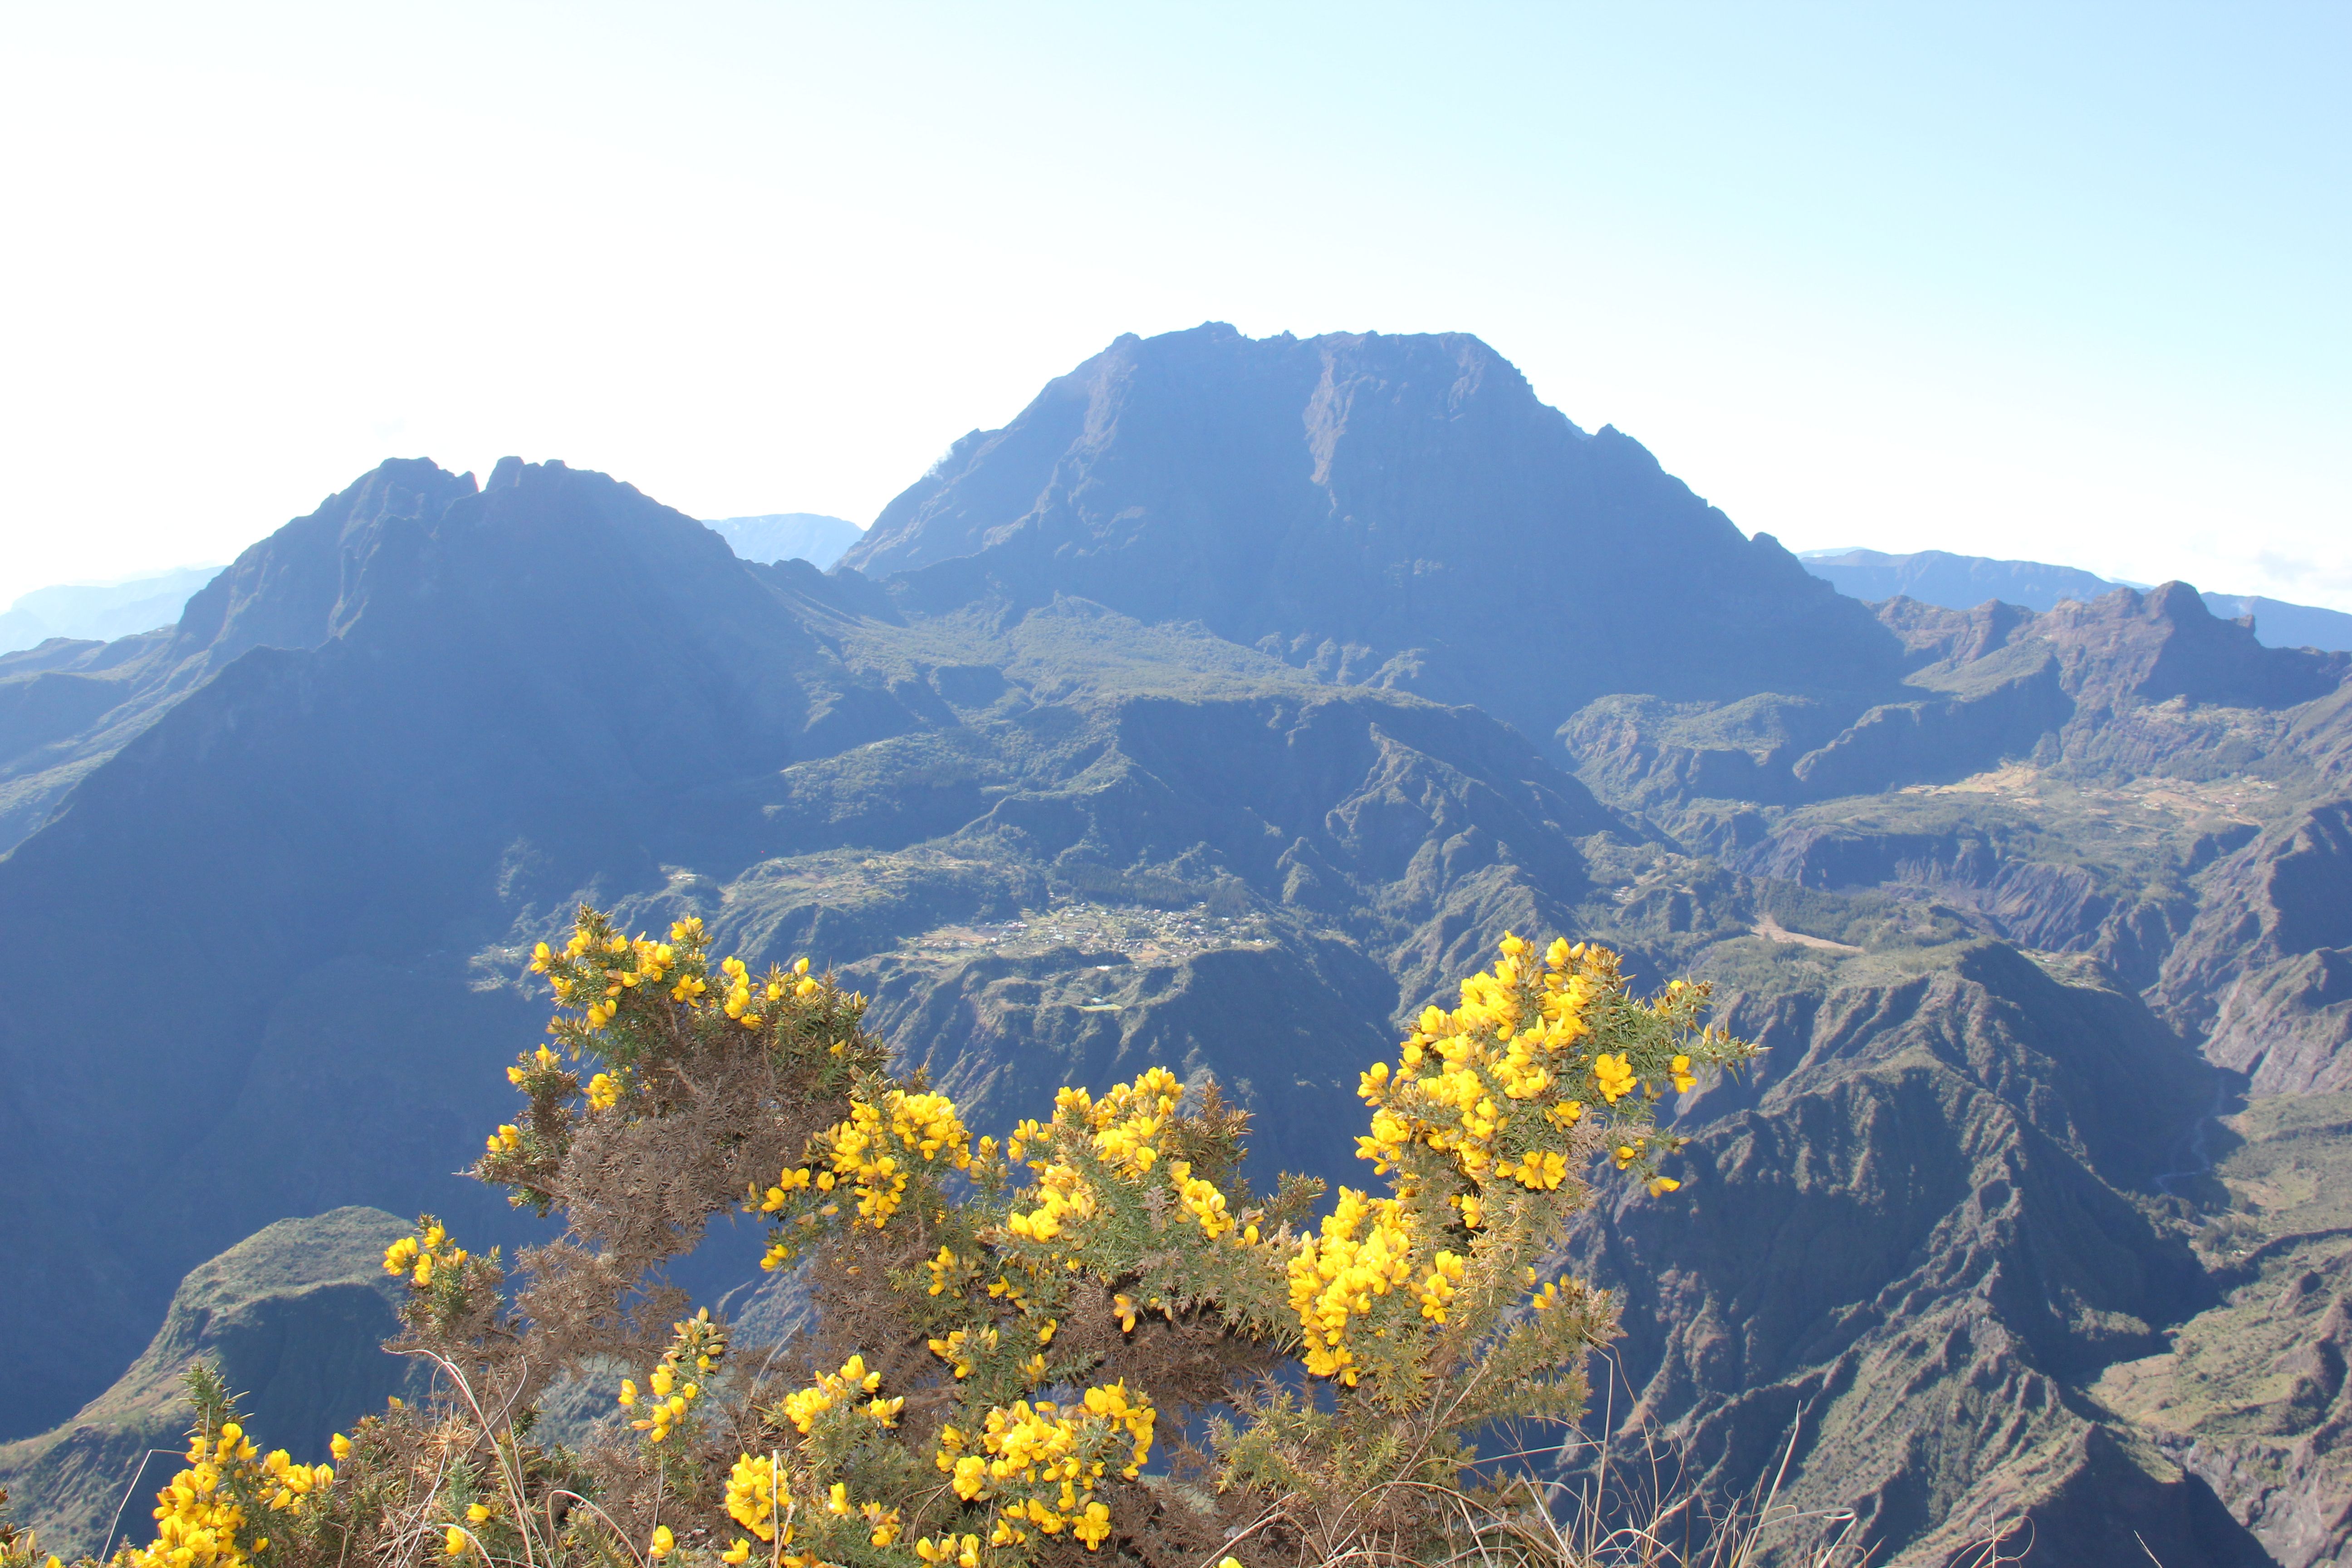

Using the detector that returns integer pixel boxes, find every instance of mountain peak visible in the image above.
[839,325,1892,739]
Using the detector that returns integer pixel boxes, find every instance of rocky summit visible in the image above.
[3,326,2349,1566]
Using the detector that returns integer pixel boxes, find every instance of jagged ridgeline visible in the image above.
[2,324,2351,1566]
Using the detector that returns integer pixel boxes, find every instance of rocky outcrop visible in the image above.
[1563,944,2257,1566]
[2156,800,2352,1093]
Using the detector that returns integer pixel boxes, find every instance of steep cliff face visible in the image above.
[843,324,1904,738]
[2156,801,2352,1094]
[1563,946,2263,1567]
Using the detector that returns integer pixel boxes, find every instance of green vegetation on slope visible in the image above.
[2088,1093,2352,1568]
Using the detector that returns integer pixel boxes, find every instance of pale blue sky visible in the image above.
[2,2,2345,608]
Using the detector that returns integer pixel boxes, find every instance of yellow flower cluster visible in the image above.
[715,1457,828,1568]
[933,1383,1154,1552]
[779,1354,903,1435]
[1416,1250,1467,1323]
[836,1089,971,1221]
[1591,1053,1636,1105]
[995,1068,1261,1261]
[827,1483,903,1548]
[616,1361,697,1443]
[504,1044,562,1087]
[719,956,764,1028]
[618,1309,732,1443]
[258,1449,332,1511]
[755,1087,974,1261]
[715,1461,836,1566]
[532,927,691,1032]
[529,911,804,1056]
[671,1306,729,1371]
[118,1419,332,1568]
[1168,1159,1241,1240]
[722,1453,784,1544]
[1355,936,1599,1184]
[1005,1158,1096,1244]
[1356,934,1731,1197]
[382,1220,466,1289]
[1070,1068,1180,1169]
[1287,1188,1417,1384]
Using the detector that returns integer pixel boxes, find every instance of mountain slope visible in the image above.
[2089,1089,2352,1568]
[0,448,1641,1440]
[0,461,482,852]
[1566,584,2351,820]
[843,323,1905,740]
[0,457,940,1434]
[1561,943,2265,1566]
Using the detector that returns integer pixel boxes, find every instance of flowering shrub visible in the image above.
[99,910,1753,1568]
[98,1365,342,1568]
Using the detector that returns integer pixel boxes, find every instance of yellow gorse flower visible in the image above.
[1355,933,1740,1197]
[619,1309,730,1444]
[929,1381,1154,1549]
[1287,1188,1417,1384]
[780,1354,892,1435]
[382,1218,472,1303]
[116,1414,338,1568]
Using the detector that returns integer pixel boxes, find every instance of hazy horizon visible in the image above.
[2,3,2344,610]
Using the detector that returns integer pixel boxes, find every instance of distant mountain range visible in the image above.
[4,325,2349,1565]
[704,512,864,568]
[1800,546,2352,652]
[0,566,223,657]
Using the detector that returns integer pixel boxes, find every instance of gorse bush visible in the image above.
[102,908,1757,1568]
